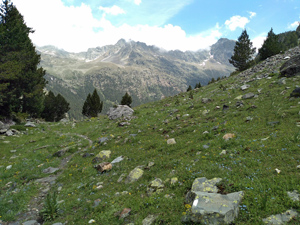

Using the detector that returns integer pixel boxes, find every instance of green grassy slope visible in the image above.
[1,50,300,224]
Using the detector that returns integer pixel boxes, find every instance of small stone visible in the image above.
[203,144,209,149]
[6,165,12,170]
[223,133,235,140]
[118,173,126,183]
[167,138,176,145]
[220,150,227,155]
[119,208,131,219]
[142,214,158,225]
[171,177,178,185]
[57,186,62,191]
[93,199,101,207]
[88,219,96,223]
[203,131,209,134]
[287,190,300,202]
[297,165,300,169]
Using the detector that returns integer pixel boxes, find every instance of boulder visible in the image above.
[290,87,300,98]
[125,167,144,183]
[107,105,134,120]
[189,191,244,224]
[280,54,300,77]
[184,177,244,224]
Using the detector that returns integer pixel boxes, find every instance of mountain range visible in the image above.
[37,38,235,119]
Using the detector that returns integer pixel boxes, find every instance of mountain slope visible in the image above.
[38,38,235,119]
[1,46,300,224]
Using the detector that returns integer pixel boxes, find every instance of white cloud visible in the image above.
[249,11,256,18]
[134,0,142,5]
[11,0,220,52]
[288,21,299,29]
[225,16,250,31]
[252,35,267,51]
[99,5,125,16]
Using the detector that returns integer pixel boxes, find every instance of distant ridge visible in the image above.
[37,38,235,119]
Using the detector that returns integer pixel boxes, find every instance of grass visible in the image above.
[1,69,300,224]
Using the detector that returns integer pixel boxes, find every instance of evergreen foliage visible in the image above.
[186,85,192,92]
[42,91,70,122]
[258,28,281,61]
[120,92,132,107]
[0,0,46,118]
[82,89,103,117]
[229,30,256,71]
[278,31,298,50]
[195,82,202,89]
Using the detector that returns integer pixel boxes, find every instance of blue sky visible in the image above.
[12,0,300,52]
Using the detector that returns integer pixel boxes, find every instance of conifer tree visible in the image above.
[42,91,70,122]
[229,30,256,71]
[82,89,103,117]
[195,82,202,89]
[258,28,281,61]
[187,85,192,92]
[0,0,46,118]
[120,92,132,107]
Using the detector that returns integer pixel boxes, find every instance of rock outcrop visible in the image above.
[106,105,134,120]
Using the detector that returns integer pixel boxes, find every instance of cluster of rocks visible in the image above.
[106,105,134,120]
[0,121,37,137]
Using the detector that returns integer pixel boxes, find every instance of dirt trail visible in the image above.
[5,134,93,225]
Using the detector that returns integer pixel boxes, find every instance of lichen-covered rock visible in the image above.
[147,178,164,195]
[96,150,111,160]
[125,167,144,183]
[190,191,244,224]
[262,209,298,225]
[191,177,222,193]
[287,190,299,202]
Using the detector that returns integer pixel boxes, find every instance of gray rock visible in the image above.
[262,209,298,225]
[25,122,36,127]
[52,223,63,225]
[117,173,126,183]
[0,128,8,134]
[22,220,40,225]
[290,87,300,98]
[98,137,108,144]
[287,190,300,202]
[240,84,250,90]
[107,105,134,120]
[42,167,59,174]
[189,191,244,224]
[202,98,212,104]
[142,214,158,225]
[278,78,286,85]
[242,93,255,99]
[111,156,124,164]
[6,130,14,136]
[280,54,300,77]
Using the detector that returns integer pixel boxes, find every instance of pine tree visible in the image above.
[0,0,46,118]
[258,28,281,61]
[90,89,103,117]
[82,89,103,117]
[120,92,132,107]
[42,91,70,122]
[229,30,256,71]
[186,85,192,92]
[195,82,202,89]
